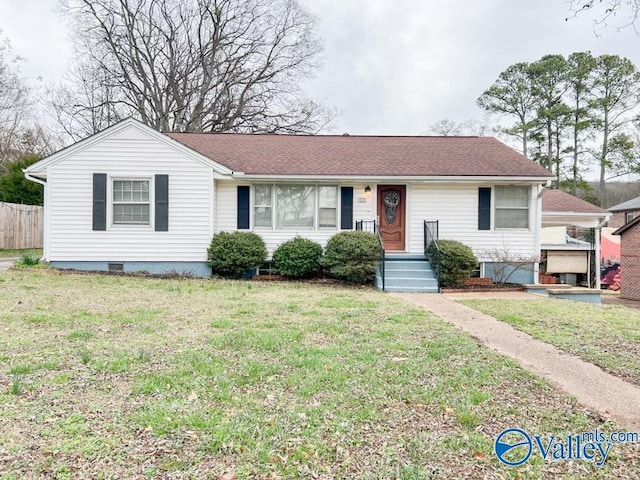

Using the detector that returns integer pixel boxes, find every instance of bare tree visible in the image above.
[53,0,334,137]
[566,0,640,33]
[0,31,32,170]
[479,246,538,284]
[427,119,463,136]
[427,118,497,137]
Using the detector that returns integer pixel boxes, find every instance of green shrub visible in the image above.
[426,239,477,288]
[207,231,267,278]
[15,252,40,267]
[273,237,323,279]
[323,231,382,284]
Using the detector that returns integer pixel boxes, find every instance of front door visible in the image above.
[377,185,406,251]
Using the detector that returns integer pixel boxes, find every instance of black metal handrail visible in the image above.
[424,220,441,292]
[356,220,385,290]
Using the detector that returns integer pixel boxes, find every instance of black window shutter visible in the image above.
[478,187,491,230]
[155,174,169,231]
[340,187,354,230]
[237,186,250,229]
[92,173,107,231]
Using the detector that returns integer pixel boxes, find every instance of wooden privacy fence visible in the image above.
[0,201,43,249]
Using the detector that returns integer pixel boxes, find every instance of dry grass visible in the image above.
[459,297,640,386]
[0,249,41,259]
[0,270,638,479]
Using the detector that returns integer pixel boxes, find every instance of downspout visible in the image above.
[534,184,547,284]
[594,216,609,290]
[23,171,47,261]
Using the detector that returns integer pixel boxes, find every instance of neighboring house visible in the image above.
[540,189,609,287]
[608,196,640,229]
[23,118,553,286]
[613,216,640,300]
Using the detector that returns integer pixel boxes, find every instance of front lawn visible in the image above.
[459,297,640,387]
[0,271,638,478]
[0,248,42,259]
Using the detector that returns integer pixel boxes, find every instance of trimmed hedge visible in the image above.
[324,231,382,284]
[426,239,477,288]
[273,237,323,279]
[207,231,267,278]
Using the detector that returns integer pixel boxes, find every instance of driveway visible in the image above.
[0,258,17,270]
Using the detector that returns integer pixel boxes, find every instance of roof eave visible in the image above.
[543,211,610,217]
[613,215,640,235]
[232,174,553,182]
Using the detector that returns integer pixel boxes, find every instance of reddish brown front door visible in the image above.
[377,185,406,251]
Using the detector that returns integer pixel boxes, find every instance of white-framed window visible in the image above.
[626,212,635,223]
[254,185,272,228]
[253,184,338,229]
[495,186,529,229]
[112,179,150,225]
[318,186,338,228]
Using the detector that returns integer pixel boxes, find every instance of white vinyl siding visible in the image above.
[47,124,214,262]
[216,181,351,256]
[408,183,537,260]
[218,181,538,261]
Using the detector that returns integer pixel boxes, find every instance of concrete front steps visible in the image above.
[375,253,439,293]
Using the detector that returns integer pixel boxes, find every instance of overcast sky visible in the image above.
[1,0,640,136]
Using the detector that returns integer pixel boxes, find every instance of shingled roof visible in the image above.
[608,196,640,212]
[165,133,554,178]
[542,189,607,214]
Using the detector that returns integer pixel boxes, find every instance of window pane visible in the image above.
[255,185,272,206]
[319,186,337,208]
[254,207,272,227]
[123,181,133,201]
[113,204,146,224]
[141,182,149,202]
[496,186,529,208]
[319,208,336,228]
[114,180,150,203]
[276,185,315,229]
[495,209,528,228]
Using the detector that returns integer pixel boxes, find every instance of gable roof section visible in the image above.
[165,133,554,178]
[24,118,233,178]
[613,214,640,235]
[542,189,607,214]
[609,195,640,212]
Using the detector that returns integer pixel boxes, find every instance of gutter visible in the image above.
[534,184,546,283]
[596,217,609,229]
[23,171,47,186]
[22,171,47,262]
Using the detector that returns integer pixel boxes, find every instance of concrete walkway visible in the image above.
[0,258,17,270]
[394,292,640,430]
